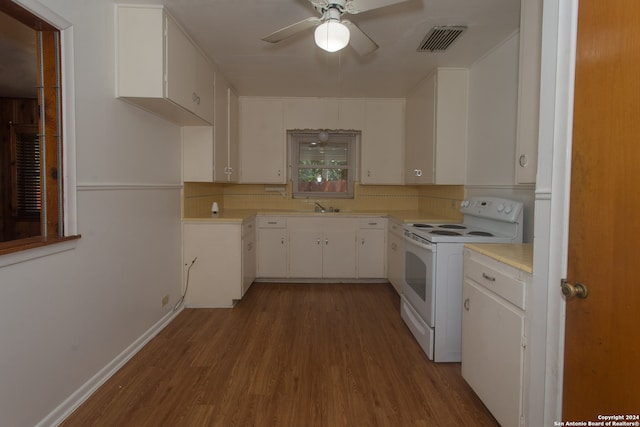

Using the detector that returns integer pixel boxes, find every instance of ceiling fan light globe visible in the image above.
[314,21,350,52]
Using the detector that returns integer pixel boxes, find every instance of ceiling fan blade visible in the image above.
[342,20,378,55]
[345,0,410,14]
[261,17,321,43]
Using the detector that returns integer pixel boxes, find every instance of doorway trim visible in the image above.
[533,0,579,425]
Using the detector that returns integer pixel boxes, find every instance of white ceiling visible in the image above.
[159,0,521,98]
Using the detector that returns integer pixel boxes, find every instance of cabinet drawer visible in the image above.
[257,217,287,228]
[464,253,526,310]
[388,219,404,237]
[358,218,387,229]
[243,220,255,236]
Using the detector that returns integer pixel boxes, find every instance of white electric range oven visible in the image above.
[401,197,524,362]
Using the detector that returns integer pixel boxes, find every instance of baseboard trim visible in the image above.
[37,306,184,427]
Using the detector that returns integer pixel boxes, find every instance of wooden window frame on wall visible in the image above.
[0,2,79,258]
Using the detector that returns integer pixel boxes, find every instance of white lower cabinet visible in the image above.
[256,215,388,280]
[386,218,404,293]
[242,219,256,295]
[357,218,387,278]
[462,248,528,427]
[256,217,288,278]
[289,219,356,278]
[182,218,255,307]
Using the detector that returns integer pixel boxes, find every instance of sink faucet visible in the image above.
[314,202,326,212]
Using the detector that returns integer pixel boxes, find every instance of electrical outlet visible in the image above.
[162,295,169,307]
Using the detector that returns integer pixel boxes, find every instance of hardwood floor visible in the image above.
[62,283,498,426]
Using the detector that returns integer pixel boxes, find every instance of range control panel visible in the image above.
[460,197,523,223]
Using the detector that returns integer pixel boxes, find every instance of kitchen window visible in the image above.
[290,130,357,199]
[0,1,78,260]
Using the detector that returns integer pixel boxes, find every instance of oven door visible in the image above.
[401,232,437,360]
[402,233,436,327]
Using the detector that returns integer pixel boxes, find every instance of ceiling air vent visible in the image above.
[417,26,467,52]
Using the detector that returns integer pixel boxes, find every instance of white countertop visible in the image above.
[464,243,533,274]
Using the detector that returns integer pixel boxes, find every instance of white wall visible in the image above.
[466,32,520,185]
[0,1,183,426]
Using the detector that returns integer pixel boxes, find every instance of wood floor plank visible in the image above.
[61,283,498,426]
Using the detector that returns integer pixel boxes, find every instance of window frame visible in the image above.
[289,130,358,199]
[0,0,78,262]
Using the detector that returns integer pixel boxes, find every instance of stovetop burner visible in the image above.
[413,224,434,228]
[440,224,466,229]
[430,230,462,236]
[468,231,494,236]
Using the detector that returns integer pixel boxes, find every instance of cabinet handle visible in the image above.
[267,221,277,225]
[368,222,378,226]
[317,239,321,245]
[281,238,285,245]
[247,242,253,251]
[482,272,496,282]
[463,298,470,311]
[414,169,423,177]
[277,169,281,176]
[361,238,365,245]
[367,170,371,177]
[519,154,528,167]
[391,242,397,251]
[325,239,329,245]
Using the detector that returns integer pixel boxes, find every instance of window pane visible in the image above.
[297,169,348,193]
[299,142,348,166]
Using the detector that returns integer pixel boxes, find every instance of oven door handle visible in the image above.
[404,233,435,251]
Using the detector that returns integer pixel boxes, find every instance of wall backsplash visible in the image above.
[183,182,465,220]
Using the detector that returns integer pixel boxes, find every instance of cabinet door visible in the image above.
[227,87,239,182]
[257,228,288,278]
[357,228,386,278]
[182,223,241,307]
[242,230,256,295]
[461,279,525,427]
[165,15,197,112]
[405,69,467,184]
[193,50,214,123]
[284,98,339,130]
[515,0,542,184]
[337,99,365,130]
[116,6,164,98]
[212,72,230,181]
[289,229,323,278]
[361,99,405,184]
[405,74,435,184]
[239,98,286,183]
[323,230,357,278]
[433,69,467,184]
[183,126,213,182]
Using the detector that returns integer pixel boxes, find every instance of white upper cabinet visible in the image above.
[182,126,213,182]
[361,99,405,185]
[182,71,238,183]
[515,0,542,184]
[284,98,339,130]
[282,98,366,131]
[239,97,286,184]
[405,68,468,185]
[337,99,365,130]
[116,5,213,125]
[213,72,238,182]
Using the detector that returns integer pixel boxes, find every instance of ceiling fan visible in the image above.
[261,0,410,55]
